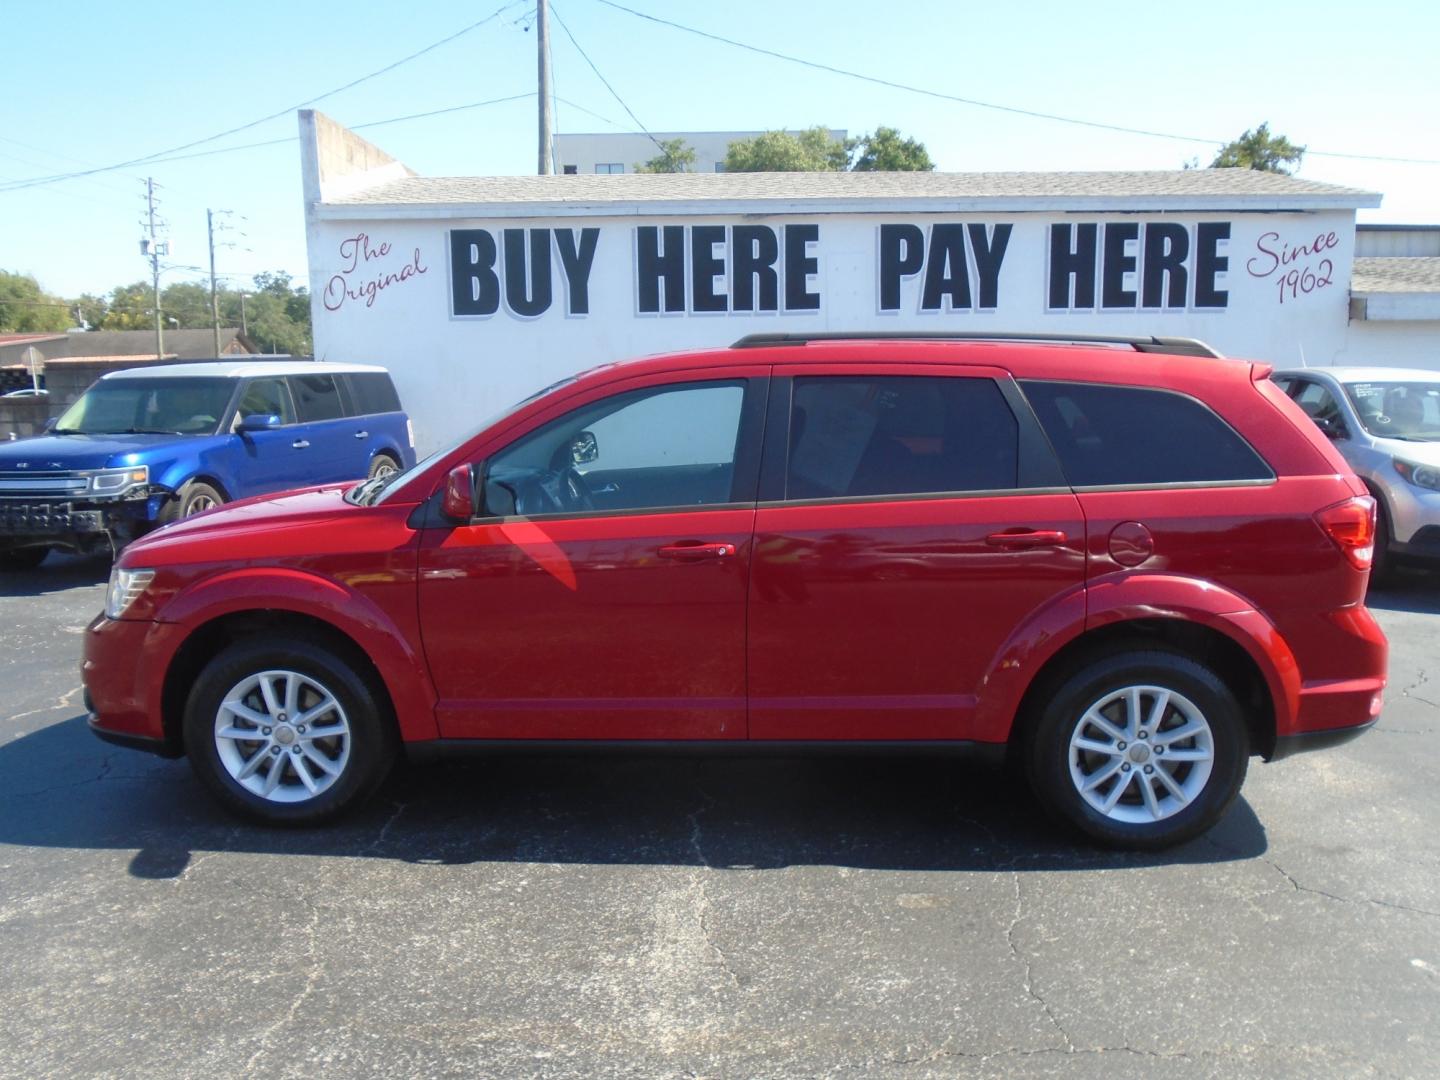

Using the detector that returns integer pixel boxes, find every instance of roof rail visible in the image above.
[729,331,1223,359]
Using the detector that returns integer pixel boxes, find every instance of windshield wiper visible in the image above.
[119,428,184,435]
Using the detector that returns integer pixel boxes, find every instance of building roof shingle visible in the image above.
[1352,257,1440,295]
[325,168,1380,215]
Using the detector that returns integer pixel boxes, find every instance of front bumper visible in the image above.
[82,612,185,756]
[0,497,154,547]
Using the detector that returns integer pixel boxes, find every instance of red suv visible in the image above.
[84,334,1387,848]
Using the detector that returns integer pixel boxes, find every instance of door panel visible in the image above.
[748,368,1084,741]
[748,493,1085,739]
[418,375,768,741]
[420,508,755,740]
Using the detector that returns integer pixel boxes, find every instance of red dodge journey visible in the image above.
[84,333,1388,848]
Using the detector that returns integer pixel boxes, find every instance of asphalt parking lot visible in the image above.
[1,556,1437,1079]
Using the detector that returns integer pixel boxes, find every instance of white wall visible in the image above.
[1342,322,1440,369]
[311,209,1362,454]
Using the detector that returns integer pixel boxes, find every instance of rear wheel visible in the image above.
[0,545,48,571]
[183,636,396,825]
[367,453,400,482]
[1369,494,1393,587]
[1026,650,1250,850]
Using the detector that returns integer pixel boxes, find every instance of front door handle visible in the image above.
[658,542,736,561]
[353,430,369,439]
[985,529,1067,549]
[291,439,311,449]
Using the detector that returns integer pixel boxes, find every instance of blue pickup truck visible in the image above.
[0,360,413,568]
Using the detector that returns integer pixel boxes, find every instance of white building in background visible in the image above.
[299,111,1439,455]
[552,130,847,174]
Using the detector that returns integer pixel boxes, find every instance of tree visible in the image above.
[97,282,156,330]
[725,127,850,172]
[0,271,73,333]
[635,138,697,173]
[1210,123,1305,174]
[849,126,934,172]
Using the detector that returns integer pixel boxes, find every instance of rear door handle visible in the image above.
[291,439,311,449]
[658,542,736,561]
[985,529,1067,549]
[353,430,369,439]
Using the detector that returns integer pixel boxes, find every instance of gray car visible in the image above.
[1273,367,1440,577]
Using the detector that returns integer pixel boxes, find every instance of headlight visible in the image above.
[89,466,149,495]
[1393,459,1440,492]
[105,566,155,619]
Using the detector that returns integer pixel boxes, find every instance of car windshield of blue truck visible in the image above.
[1343,380,1440,441]
[52,377,234,436]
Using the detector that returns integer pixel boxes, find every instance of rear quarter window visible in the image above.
[345,372,402,416]
[1021,380,1273,487]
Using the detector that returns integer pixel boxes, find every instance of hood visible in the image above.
[0,432,191,472]
[1369,436,1440,468]
[123,483,356,555]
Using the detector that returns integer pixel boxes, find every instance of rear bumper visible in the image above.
[1270,718,1376,761]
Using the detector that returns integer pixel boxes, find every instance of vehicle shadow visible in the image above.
[1366,564,1440,614]
[0,551,110,597]
[1,713,1267,879]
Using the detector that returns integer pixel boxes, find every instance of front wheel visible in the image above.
[367,453,400,482]
[183,636,396,824]
[159,480,225,525]
[1025,650,1250,850]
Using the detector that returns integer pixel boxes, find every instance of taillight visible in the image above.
[1315,495,1376,571]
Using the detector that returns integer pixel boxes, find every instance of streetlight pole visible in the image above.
[146,177,164,360]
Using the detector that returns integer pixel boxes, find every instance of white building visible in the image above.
[299,111,1439,455]
[552,130,847,174]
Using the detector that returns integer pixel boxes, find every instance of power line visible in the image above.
[0,1,529,193]
[593,0,1440,167]
[549,4,664,153]
[0,92,616,184]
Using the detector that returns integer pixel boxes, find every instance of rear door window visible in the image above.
[786,375,1019,499]
[1021,381,1273,487]
[289,374,345,422]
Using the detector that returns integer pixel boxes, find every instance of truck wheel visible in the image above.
[183,636,396,825]
[159,481,224,524]
[0,545,48,571]
[1026,650,1250,850]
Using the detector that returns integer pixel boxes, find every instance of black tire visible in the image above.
[1369,494,1393,588]
[0,545,48,571]
[183,636,396,825]
[367,453,400,481]
[159,480,225,525]
[1025,649,1250,851]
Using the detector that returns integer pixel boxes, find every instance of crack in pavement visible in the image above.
[366,799,410,856]
[242,893,323,1075]
[7,684,84,725]
[1004,873,1074,1053]
[1205,835,1440,919]
[688,788,741,991]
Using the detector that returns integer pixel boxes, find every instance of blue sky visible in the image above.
[2,0,1436,300]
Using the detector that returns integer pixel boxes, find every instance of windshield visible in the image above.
[359,374,580,506]
[1342,380,1440,441]
[53,377,234,436]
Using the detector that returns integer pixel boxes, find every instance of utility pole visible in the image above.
[537,0,553,174]
[144,178,164,360]
[207,209,221,357]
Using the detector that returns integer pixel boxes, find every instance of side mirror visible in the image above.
[442,464,475,521]
[1315,415,1346,440]
[238,413,282,432]
[569,430,598,465]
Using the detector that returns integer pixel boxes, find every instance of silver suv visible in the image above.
[1273,367,1440,577]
